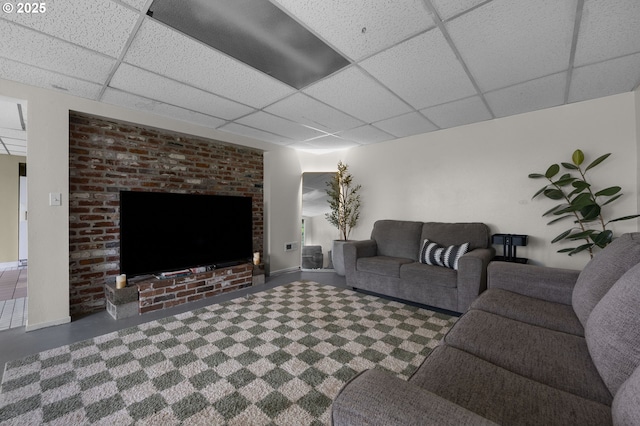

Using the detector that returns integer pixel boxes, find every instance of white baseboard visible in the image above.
[269,266,300,276]
[26,315,71,332]
[0,261,19,269]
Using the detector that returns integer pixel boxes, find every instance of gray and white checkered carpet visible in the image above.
[0,281,456,425]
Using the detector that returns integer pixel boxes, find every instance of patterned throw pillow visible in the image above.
[420,239,469,270]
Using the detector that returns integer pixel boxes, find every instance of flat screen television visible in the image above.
[119,191,253,277]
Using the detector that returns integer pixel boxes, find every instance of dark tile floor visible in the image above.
[0,270,347,382]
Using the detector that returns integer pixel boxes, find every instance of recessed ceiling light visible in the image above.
[147,0,350,89]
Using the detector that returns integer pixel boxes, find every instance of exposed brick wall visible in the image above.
[137,263,253,314]
[69,112,264,315]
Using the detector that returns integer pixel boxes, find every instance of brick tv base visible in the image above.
[104,263,253,319]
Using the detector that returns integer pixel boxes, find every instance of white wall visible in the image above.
[0,78,280,330]
[339,93,638,270]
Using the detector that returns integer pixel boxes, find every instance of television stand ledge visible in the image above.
[105,263,254,318]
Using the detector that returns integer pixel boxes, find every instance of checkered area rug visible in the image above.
[0,281,456,425]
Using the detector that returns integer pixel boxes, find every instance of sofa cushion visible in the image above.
[445,310,611,404]
[419,239,469,270]
[612,365,640,425]
[586,261,640,396]
[356,256,413,278]
[421,222,490,251]
[400,262,458,288]
[410,345,612,425]
[572,232,640,327]
[371,220,423,260]
[470,288,584,336]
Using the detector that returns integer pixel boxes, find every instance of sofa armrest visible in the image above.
[344,240,377,286]
[456,247,496,312]
[332,369,498,426]
[487,261,580,305]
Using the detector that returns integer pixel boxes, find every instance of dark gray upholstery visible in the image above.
[572,233,640,326]
[333,233,640,426]
[612,365,640,425]
[345,220,494,312]
[470,288,584,336]
[586,261,640,396]
[445,310,611,404]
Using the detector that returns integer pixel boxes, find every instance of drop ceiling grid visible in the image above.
[303,67,413,124]
[0,21,117,84]
[271,0,435,61]
[569,52,640,104]
[236,111,327,141]
[485,72,568,118]
[1,0,140,58]
[109,64,255,120]
[101,88,227,129]
[0,58,104,100]
[421,96,492,129]
[445,0,578,93]
[219,122,295,146]
[373,112,438,138]
[573,0,640,66]
[123,18,295,109]
[429,0,490,21]
[263,93,364,133]
[360,28,478,110]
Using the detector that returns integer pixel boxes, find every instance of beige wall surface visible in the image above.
[0,154,26,263]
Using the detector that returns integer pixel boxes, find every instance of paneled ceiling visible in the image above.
[0,98,27,156]
[1,0,639,152]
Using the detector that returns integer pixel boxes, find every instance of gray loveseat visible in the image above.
[344,220,494,313]
[333,232,640,425]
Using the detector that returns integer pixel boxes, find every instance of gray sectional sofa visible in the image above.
[344,220,494,313]
[332,232,640,425]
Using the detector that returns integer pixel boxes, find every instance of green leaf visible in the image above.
[544,189,564,200]
[580,204,601,221]
[551,229,572,243]
[562,162,579,170]
[569,243,593,256]
[558,248,576,253]
[542,204,563,216]
[532,185,549,199]
[545,164,560,179]
[528,173,545,179]
[570,193,594,209]
[567,230,596,240]
[595,186,621,197]
[572,149,585,166]
[602,194,622,206]
[554,176,577,186]
[547,215,573,225]
[571,180,590,190]
[585,153,611,171]
[593,230,613,248]
[607,214,640,224]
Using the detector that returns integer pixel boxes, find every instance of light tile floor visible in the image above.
[0,267,28,330]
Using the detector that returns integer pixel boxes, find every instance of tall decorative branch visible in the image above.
[326,161,362,241]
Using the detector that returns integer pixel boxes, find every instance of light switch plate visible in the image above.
[49,192,62,206]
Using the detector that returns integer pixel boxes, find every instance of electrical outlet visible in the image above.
[284,241,298,252]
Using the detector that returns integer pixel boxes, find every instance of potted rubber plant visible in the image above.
[326,161,362,275]
[529,149,639,258]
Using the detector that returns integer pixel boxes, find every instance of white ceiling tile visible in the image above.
[430,0,489,21]
[569,53,640,103]
[574,0,640,66]
[236,112,325,141]
[373,112,437,138]
[119,0,149,11]
[272,0,434,61]
[220,123,295,146]
[0,21,116,83]
[124,19,294,109]
[109,64,255,120]
[421,96,492,129]
[2,0,140,57]
[361,29,477,109]
[101,89,226,129]
[336,125,394,145]
[0,58,103,99]
[485,72,567,118]
[304,67,412,123]
[289,136,359,151]
[447,0,577,91]
[264,93,363,133]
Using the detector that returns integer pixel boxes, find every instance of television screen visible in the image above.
[119,191,253,277]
